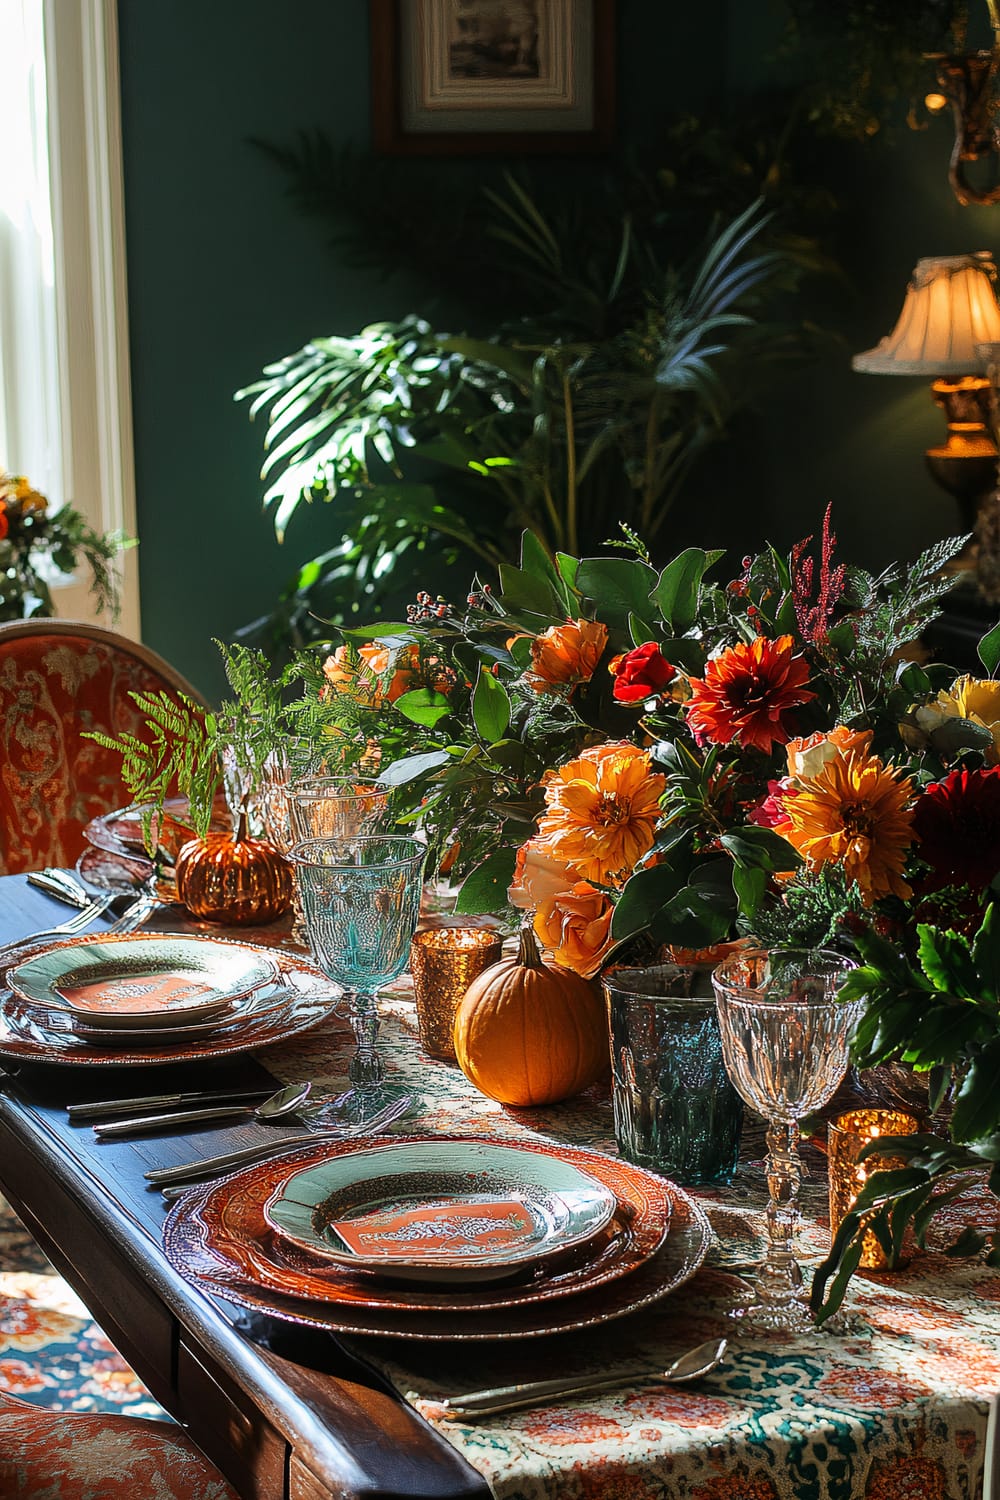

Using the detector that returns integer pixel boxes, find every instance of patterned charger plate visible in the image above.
[162,1136,709,1337]
[0,937,341,1067]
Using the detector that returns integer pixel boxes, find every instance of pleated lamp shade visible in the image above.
[853,253,1000,375]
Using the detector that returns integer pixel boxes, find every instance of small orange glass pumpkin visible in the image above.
[175,811,292,926]
[452,924,609,1106]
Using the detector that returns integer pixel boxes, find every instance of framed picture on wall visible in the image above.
[371,0,616,154]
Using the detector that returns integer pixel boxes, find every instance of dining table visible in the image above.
[0,871,999,1500]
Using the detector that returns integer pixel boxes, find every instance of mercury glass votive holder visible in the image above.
[828,1107,921,1269]
[409,926,504,1062]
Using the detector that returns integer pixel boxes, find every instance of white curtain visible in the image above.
[0,0,63,500]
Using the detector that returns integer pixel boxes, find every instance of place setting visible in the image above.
[0,929,340,1067]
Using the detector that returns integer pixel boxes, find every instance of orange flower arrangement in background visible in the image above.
[322,642,455,707]
[685,634,815,753]
[526,618,608,694]
[535,742,665,887]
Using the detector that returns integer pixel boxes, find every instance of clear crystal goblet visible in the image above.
[288,778,390,844]
[289,835,425,1126]
[711,946,862,1337]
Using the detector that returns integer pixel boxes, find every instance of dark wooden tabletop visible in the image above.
[0,876,489,1500]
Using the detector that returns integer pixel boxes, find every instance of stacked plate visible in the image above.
[162,1135,712,1341]
[0,933,338,1066]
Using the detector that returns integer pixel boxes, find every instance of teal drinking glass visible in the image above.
[602,963,744,1185]
[290,835,425,1125]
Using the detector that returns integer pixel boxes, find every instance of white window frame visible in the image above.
[43,0,139,635]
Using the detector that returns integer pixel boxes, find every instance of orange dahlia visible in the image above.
[685,635,815,753]
[533,882,615,978]
[526,619,608,694]
[779,745,916,904]
[535,742,665,886]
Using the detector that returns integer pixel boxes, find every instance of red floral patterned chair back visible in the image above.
[0,1390,239,1498]
[0,620,207,876]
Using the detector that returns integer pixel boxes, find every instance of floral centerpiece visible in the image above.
[311,507,1000,1314]
[0,470,133,621]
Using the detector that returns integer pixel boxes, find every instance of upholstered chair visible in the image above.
[0,1389,239,1499]
[0,620,205,875]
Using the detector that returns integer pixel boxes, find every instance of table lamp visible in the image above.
[853,252,1000,530]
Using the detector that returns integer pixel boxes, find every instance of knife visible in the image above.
[67,1089,275,1121]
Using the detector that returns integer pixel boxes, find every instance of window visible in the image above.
[0,0,138,632]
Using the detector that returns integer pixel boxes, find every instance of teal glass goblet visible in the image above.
[290,835,425,1126]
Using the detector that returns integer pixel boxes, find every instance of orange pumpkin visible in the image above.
[452,924,609,1106]
[175,811,292,926]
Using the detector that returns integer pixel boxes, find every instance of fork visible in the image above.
[0,893,117,959]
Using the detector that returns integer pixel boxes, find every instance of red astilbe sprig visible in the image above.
[790,503,848,648]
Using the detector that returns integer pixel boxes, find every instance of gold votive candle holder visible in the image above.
[410,926,504,1062]
[828,1107,921,1270]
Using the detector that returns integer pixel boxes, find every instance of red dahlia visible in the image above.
[912,766,1000,891]
[685,635,816,754]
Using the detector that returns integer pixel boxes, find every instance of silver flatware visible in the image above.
[149,1094,414,1191]
[94,1082,312,1138]
[68,1088,278,1121]
[437,1336,729,1418]
[27,870,93,906]
[0,893,117,958]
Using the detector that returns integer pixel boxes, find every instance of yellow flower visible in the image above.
[526,619,608,694]
[533,882,615,978]
[907,676,1000,764]
[779,745,916,904]
[535,742,665,886]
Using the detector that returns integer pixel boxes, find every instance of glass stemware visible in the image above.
[711,946,863,1337]
[289,835,425,1126]
[288,778,390,843]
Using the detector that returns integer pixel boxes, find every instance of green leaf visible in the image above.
[732,863,766,922]
[518,530,575,614]
[575,557,658,634]
[951,1038,1000,1142]
[497,561,564,620]
[453,848,518,915]
[392,688,452,729]
[610,862,688,943]
[916,925,979,999]
[972,904,1000,999]
[471,666,511,744]
[375,749,452,787]
[652,548,724,633]
[979,618,1000,675]
[720,825,801,872]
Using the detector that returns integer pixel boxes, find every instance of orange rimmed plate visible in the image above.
[161,1136,710,1338]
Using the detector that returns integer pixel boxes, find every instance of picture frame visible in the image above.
[371,0,616,155]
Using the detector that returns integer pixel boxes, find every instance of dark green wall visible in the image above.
[117,0,1000,701]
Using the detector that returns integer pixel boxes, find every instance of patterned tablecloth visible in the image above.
[258,974,1000,1500]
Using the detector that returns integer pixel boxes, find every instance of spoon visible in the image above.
[93,1082,313,1138]
[436,1336,728,1418]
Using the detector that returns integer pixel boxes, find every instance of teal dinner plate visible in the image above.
[263,1138,617,1285]
[8,933,278,1028]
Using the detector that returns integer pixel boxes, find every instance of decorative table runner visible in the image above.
[260,982,1000,1500]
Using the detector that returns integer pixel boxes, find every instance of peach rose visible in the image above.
[785,725,872,784]
[526,619,608,694]
[508,840,576,911]
[533,882,615,978]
